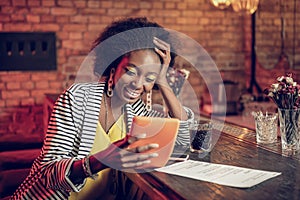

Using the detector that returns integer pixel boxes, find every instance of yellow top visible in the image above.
[69,115,126,200]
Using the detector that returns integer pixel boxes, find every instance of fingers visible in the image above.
[113,133,146,148]
[122,160,150,168]
[120,143,159,168]
[153,37,170,51]
[135,143,159,153]
[121,152,159,168]
[107,134,160,169]
[127,133,146,144]
[122,152,158,163]
[126,142,159,153]
[117,133,158,153]
[153,37,171,60]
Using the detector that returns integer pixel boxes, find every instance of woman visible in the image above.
[11,17,194,199]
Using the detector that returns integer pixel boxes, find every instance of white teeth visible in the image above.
[125,88,140,98]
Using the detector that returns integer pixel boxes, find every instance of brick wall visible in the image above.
[0,0,299,138]
[253,0,300,91]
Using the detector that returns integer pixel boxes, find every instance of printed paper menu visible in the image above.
[156,160,281,188]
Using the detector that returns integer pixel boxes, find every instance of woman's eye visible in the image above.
[125,66,137,76]
[146,75,157,82]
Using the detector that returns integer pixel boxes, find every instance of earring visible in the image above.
[146,90,152,111]
[107,68,115,97]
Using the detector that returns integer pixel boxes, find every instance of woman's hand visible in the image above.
[153,37,171,85]
[93,134,159,171]
[152,37,188,120]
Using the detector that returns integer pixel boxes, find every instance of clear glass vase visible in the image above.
[278,108,300,154]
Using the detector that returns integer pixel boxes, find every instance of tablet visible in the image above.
[128,116,180,169]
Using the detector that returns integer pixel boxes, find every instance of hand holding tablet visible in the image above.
[127,116,180,168]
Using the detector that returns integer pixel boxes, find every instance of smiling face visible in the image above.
[113,50,161,104]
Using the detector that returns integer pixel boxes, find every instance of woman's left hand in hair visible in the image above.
[153,37,171,86]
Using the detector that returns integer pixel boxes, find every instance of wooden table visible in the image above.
[125,120,300,200]
[43,95,300,199]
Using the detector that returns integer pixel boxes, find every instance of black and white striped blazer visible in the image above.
[11,82,194,200]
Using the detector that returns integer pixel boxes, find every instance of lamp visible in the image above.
[210,0,232,9]
[231,0,259,15]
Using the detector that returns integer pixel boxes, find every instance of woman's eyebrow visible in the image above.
[125,63,137,68]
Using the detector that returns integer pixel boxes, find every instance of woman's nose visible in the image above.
[132,77,144,88]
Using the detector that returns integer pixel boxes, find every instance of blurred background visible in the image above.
[0,0,299,138]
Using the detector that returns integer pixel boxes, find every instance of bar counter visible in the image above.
[124,115,300,200]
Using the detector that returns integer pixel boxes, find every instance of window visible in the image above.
[0,32,56,71]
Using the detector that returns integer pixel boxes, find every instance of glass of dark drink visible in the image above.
[189,120,213,153]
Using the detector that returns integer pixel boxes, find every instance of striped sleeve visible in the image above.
[35,84,92,193]
[39,86,85,191]
[11,83,103,199]
[175,106,194,146]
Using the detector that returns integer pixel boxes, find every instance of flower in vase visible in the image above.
[264,73,300,109]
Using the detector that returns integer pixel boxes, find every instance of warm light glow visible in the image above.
[231,0,259,15]
[210,0,232,9]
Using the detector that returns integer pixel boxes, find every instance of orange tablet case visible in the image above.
[128,116,180,169]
